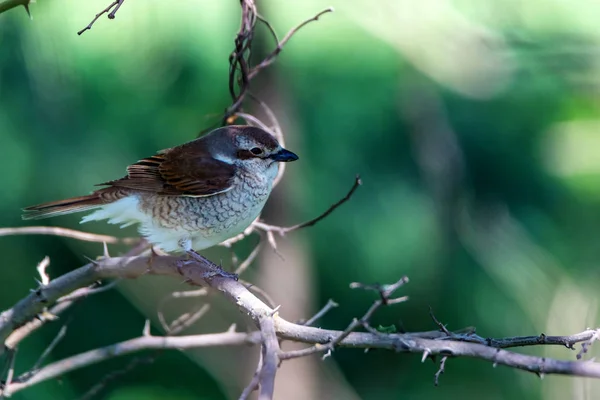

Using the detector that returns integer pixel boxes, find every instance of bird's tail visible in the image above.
[22,193,104,220]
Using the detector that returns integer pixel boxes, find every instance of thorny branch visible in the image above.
[2,254,600,397]
[224,0,333,123]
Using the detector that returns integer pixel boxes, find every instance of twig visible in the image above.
[157,288,209,334]
[302,299,339,326]
[78,355,156,400]
[239,352,263,400]
[77,0,126,35]
[254,175,362,236]
[281,277,409,360]
[56,280,119,303]
[235,242,262,275]
[166,304,211,336]
[0,227,135,244]
[242,280,278,309]
[0,348,17,398]
[32,325,67,371]
[4,258,600,395]
[247,7,334,80]
[429,307,452,336]
[257,316,280,400]
[578,329,600,360]
[434,356,448,386]
[222,3,333,122]
[5,331,261,394]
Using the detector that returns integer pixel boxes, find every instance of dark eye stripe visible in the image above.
[237,149,256,160]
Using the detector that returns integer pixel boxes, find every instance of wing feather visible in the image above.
[101,144,236,197]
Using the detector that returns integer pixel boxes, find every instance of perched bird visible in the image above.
[23,125,298,265]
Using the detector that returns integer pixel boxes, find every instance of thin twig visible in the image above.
[248,8,335,80]
[254,175,362,236]
[429,307,452,336]
[578,330,600,360]
[0,348,17,398]
[77,0,126,35]
[0,227,135,244]
[56,280,119,303]
[302,299,339,326]
[167,304,211,336]
[434,356,448,386]
[239,352,263,400]
[32,325,67,371]
[235,242,262,275]
[78,355,156,400]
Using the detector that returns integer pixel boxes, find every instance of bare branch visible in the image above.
[32,325,67,372]
[56,280,119,303]
[78,355,156,400]
[240,352,263,400]
[302,299,339,327]
[257,316,280,400]
[254,175,362,236]
[434,356,448,386]
[578,329,600,359]
[167,304,211,336]
[3,255,600,395]
[4,301,72,351]
[234,242,262,275]
[429,307,452,336]
[77,0,126,35]
[247,7,335,80]
[5,331,260,394]
[0,226,135,244]
[0,348,17,397]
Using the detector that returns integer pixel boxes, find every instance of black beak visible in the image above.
[270,148,299,162]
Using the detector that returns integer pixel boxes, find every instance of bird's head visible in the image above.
[207,125,299,181]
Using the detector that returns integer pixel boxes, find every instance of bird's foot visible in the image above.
[176,250,238,281]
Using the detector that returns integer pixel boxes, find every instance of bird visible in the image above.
[23,125,298,275]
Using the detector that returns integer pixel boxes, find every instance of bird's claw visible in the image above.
[176,251,238,281]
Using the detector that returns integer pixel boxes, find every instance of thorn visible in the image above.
[102,242,110,259]
[421,349,431,363]
[321,348,332,360]
[269,305,282,316]
[39,310,58,321]
[142,319,151,336]
[84,256,100,266]
[266,231,278,251]
[227,323,237,333]
[24,3,32,20]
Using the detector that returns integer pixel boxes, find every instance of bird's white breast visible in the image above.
[80,172,272,253]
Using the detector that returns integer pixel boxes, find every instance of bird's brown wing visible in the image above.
[102,148,236,197]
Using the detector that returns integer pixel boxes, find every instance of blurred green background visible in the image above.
[1,0,600,399]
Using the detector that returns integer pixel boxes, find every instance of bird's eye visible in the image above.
[250,147,263,156]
